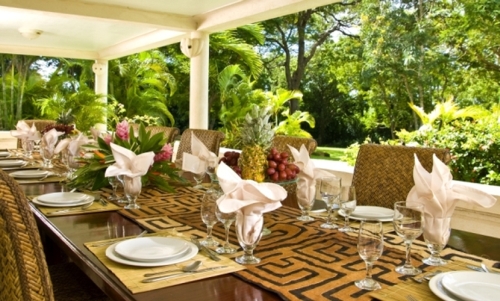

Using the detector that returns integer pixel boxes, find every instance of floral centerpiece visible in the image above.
[69,120,185,192]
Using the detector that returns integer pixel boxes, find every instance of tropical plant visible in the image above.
[275,109,315,138]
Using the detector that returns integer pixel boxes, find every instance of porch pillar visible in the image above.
[181,31,209,129]
[92,60,108,131]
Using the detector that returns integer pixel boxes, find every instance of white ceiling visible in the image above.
[0,0,340,60]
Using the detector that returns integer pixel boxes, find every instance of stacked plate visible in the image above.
[32,192,94,207]
[10,170,49,179]
[340,206,394,222]
[429,271,500,301]
[0,151,10,157]
[0,159,26,168]
[105,237,198,267]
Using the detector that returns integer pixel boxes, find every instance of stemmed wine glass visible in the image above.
[319,176,342,229]
[339,186,357,232]
[422,216,451,266]
[192,160,207,189]
[107,176,127,203]
[200,190,219,247]
[393,201,424,275]
[215,204,237,254]
[206,156,218,190]
[355,220,384,291]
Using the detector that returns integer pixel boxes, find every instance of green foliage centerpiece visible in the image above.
[69,121,185,192]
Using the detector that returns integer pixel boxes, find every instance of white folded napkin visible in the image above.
[54,138,71,155]
[42,128,65,151]
[90,126,101,141]
[67,134,89,156]
[182,133,217,174]
[288,144,336,207]
[216,162,287,245]
[407,154,496,245]
[10,121,40,140]
[105,143,155,195]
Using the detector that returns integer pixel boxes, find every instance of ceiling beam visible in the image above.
[196,0,341,32]
[0,44,98,60]
[0,0,196,31]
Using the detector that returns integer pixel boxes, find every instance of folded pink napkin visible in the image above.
[182,133,217,174]
[42,128,65,151]
[105,143,155,194]
[216,162,287,245]
[10,121,40,140]
[67,134,88,156]
[407,154,496,244]
[288,144,336,207]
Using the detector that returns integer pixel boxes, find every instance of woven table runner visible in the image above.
[84,230,245,294]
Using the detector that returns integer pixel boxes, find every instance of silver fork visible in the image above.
[90,230,147,247]
[406,294,418,301]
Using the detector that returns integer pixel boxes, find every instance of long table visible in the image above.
[20,181,500,301]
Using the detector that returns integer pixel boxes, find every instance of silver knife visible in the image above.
[142,266,228,283]
[190,236,221,261]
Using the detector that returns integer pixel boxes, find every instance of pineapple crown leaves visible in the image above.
[56,109,76,125]
[241,104,274,148]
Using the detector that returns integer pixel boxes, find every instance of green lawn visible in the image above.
[311,147,346,161]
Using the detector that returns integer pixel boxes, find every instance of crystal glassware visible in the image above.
[123,175,142,209]
[296,180,316,221]
[192,160,207,189]
[40,140,54,169]
[107,176,125,202]
[235,213,263,265]
[200,190,219,247]
[206,156,218,189]
[355,220,384,290]
[422,216,451,266]
[65,152,80,180]
[319,176,342,229]
[215,204,237,254]
[21,138,35,159]
[339,185,357,232]
[393,201,424,275]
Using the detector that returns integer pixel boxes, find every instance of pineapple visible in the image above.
[239,105,274,182]
[56,109,76,125]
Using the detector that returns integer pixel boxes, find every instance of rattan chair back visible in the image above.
[145,126,180,144]
[175,129,225,161]
[16,119,56,148]
[352,144,451,209]
[0,170,55,301]
[270,136,317,209]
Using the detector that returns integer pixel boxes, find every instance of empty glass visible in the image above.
[40,140,54,168]
[21,138,34,159]
[216,204,237,254]
[235,213,263,265]
[339,186,357,232]
[393,201,424,275]
[107,176,127,203]
[422,216,451,266]
[200,190,219,247]
[355,220,384,291]
[319,176,342,229]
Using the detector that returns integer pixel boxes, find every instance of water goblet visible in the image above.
[319,176,342,229]
[21,138,35,159]
[206,156,218,189]
[393,201,424,275]
[40,141,54,169]
[192,161,207,189]
[235,213,263,265]
[215,204,237,254]
[107,176,125,202]
[65,152,80,180]
[200,190,219,247]
[123,175,142,209]
[355,220,384,291]
[339,185,357,232]
[296,189,315,221]
[422,216,451,266]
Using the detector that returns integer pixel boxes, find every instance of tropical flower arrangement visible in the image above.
[69,121,185,192]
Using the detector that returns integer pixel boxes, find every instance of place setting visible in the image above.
[30,192,120,216]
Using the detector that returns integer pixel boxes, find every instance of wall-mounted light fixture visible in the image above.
[18,28,43,40]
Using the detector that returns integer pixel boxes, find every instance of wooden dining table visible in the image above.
[18,180,500,301]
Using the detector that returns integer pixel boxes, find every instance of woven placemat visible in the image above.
[85,230,245,294]
[15,176,66,184]
[32,197,121,216]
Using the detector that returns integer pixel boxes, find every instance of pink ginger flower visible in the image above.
[154,144,174,162]
[116,120,129,140]
[103,133,113,145]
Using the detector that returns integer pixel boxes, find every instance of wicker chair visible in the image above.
[16,119,56,148]
[0,170,110,301]
[271,136,318,209]
[145,126,180,144]
[175,129,225,161]
[352,144,451,209]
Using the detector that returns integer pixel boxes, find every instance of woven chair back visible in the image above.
[0,170,55,301]
[145,126,180,144]
[16,120,56,148]
[352,144,451,209]
[175,129,225,161]
[270,136,317,209]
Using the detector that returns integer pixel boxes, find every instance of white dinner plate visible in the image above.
[0,160,26,167]
[10,170,49,179]
[114,237,190,262]
[105,241,198,267]
[429,273,460,301]
[0,151,10,157]
[441,271,500,301]
[339,206,394,222]
[33,193,94,207]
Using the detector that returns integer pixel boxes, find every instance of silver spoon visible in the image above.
[143,260,202,277]
[47,201,94,214]
[481,263,491,273]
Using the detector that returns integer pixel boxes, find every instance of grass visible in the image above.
[311,147,346,161]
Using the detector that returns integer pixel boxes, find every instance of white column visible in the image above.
[92,60,108,131]
[186,32,209,129]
